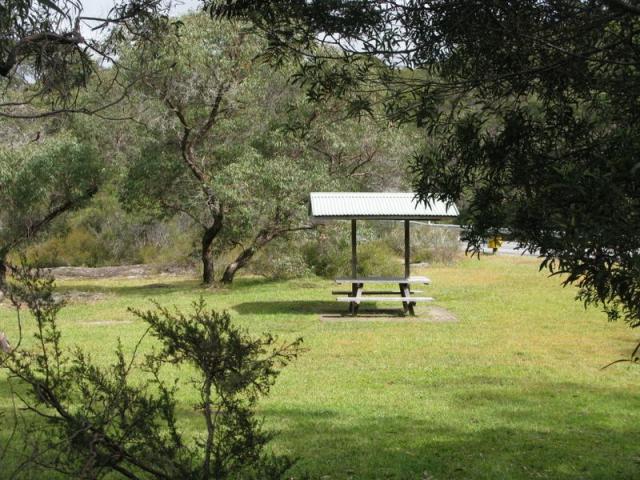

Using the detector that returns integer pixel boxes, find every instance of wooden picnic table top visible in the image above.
[335,276,430,284]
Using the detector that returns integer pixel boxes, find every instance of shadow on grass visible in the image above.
[2,372,639,479]
[52,276,315,299]
[53,279,207,298]
[233,301,345,316]
[233,301,430,318]
[264,380,640,480]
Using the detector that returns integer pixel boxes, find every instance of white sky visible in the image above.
[78,0,203,38]
[80,0,201,21]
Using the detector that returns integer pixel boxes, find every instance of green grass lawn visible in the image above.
[1,255,639,479]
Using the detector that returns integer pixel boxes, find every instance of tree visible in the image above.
[120,14,410,284]
[211,1,640,331]
[0,0,173,118]
[0,131,103,287]
[119,14,272,284]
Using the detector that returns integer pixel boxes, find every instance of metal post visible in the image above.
[351,219,357,278]
[404,219,410,279]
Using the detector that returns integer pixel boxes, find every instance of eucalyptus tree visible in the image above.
[0,0,173,119]
[212,0,640,335]
[120,12,415,283]
[0,131,103,286]
[120,15,325,283]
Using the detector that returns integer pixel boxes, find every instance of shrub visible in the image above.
[23,227,108,267]
[0,265,302,479]
[303,226,401,278]
[20,192,200,268]
[385,223,461,265]
[302,229,350,278]
[356,240,404,277]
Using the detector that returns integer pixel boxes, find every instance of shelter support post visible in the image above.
[404,219,410,279]
[351,219,357,278]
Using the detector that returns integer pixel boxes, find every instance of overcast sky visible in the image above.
[78,0,202,38]
[80,0,202,20]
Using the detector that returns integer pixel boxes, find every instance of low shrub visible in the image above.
[1,265,302,479]
[385,223,461,265]
[303,226,402,278]
[356,240,404,277]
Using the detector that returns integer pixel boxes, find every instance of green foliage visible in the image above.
[355,241,403,277]
[23,226,108,267]
[0,0,174,117]
[250,238,313,280]
[383,224,461,265]
[212,1,640,331]
[0,132,103,261]
[22,192,199,268]
[302,228,350,279]
[1,265,302,479]
[303,226,401,279]
[118,13,416,282]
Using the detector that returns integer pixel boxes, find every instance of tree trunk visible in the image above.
[201,212,223,285]
[221,230,279,284]
[221,247,257,284]
[201,225,222,285]
[0,254,7,291]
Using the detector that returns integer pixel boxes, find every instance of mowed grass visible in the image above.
[1,255,639,479]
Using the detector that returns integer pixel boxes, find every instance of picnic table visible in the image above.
[334,276,432,316]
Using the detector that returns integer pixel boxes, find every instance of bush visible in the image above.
[303,226,402,278]
[22,227,108,267]
[356,240,404,277]
[302,228,350,278]
[0,265,302,479]
[385,223,460,265]
[20,192,200,268]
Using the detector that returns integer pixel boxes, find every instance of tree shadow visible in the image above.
[53,279,205,299]
[233,301,345,316]
[264,379,640,479]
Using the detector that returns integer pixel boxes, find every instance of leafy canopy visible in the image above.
[211,0,640,329]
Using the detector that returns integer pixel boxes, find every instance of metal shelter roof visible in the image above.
[309,192,459,221]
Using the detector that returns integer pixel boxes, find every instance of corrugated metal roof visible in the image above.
[309,192,459,220]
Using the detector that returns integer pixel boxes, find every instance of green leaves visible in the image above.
[0,132,103,256]
[2,267,300,479]
[130,298,302,478]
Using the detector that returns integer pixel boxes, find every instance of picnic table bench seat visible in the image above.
[336,296,434,303]
[335,276,431,284]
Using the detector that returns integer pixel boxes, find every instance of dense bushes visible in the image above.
[19,198,460,279]
[19,193,199,268]
[249,222,460,281]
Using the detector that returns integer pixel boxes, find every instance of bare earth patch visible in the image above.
[320,305,458,323]
[53,290,113,304]
[78,320,133,327]
[78,320,134,326]
[47,264,194,280]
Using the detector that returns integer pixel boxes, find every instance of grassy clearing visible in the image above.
[1,255,639,479]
